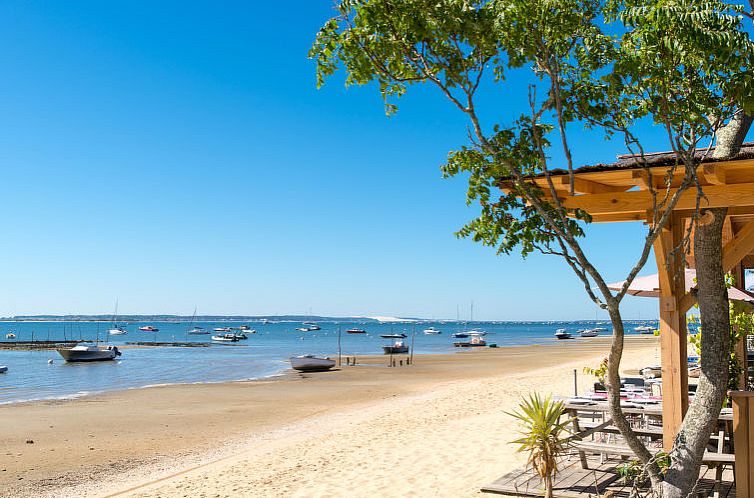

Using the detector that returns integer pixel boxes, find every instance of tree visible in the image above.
[311,1,754,496]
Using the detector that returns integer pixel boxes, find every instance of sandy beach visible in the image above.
[0,336,659,498]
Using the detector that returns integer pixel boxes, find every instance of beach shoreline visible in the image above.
[0,335,659,498]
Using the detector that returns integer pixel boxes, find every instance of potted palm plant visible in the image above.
[507,393,571,498]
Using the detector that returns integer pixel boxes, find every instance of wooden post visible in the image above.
[730,391,754,497]
[337,326,342,367]
[732,263,749,391]
[653,215,689,451]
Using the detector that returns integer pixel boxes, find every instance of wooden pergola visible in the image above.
[503,144,754,452]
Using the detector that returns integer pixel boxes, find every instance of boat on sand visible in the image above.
[290,355,336,372]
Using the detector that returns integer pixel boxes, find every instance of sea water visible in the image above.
[0,320,657,404]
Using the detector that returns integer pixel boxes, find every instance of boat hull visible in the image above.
[382,345,409,354]
[290,356,336,372]
[57,348,118,362]
[554,333,573,340]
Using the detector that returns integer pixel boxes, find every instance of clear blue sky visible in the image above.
[0,1,720,320]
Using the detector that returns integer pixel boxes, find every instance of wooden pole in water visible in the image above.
[410,325,416,365]
[337,325,342,367]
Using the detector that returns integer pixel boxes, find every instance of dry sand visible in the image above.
[0,336,660,498]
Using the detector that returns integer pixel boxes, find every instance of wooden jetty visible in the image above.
[0,340,82,350]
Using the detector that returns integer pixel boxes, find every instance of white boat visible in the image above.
[296,327,312,332]
[108,299,127,335]
[211,333,239,342]
[454,335,486,348]
[380,333,407,339]
[382,340,409,354]
[468,329,487,336]
[452,332,469,338]
[634,325,655,333]
[579,329,599,338]
[555,329,573,340]
[139,325,159,332]
[57,344,121,362]
[5,332,15,339]
[423,327,441,335]
[188,327,208,335]
[213,327,232,333]
[346,328,366,334]
[0,366,6,373]
[290,355,336,372]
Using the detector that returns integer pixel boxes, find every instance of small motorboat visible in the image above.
[591,327,608,332]
[139,326,159,332]
[296,327,313,332]
[290,355,336,372]
[57,344,121,362]
[380,333,407,339]
[555,329,573,340]
[212,333,239,342]
[468,329,487,336]
[108,326,127,335]
[0,366,7,373]
[188,327,208,335]
[423,327,441,335]
[346,328,366,334]
[451,332,469,339]
[302,323,321,330]
[238,325,251,331]
[383,340,409,354]
[579,329,599,338]
[5,332,15,339]
[454,335,487,348]
[233,332,248,340]
[213,327,232,333]
[634,325,655,334]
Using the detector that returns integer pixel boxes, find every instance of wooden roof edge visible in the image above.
[521,142,754,178]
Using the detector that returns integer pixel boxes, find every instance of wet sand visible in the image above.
[0,336,660,498]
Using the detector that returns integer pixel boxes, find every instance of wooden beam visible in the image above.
[554,176,628,194]
[631,170,655,190]
[563,182,754,216]
[653,215,689,450]
[722,219,754,272]
[731,391,754,497]
[703,164,727,185]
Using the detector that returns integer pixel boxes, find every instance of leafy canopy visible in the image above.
[311,0,754,259]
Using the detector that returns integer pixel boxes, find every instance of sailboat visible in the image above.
[108,299,127,335]
[186,307,207,335]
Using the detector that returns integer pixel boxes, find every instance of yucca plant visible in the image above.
[507,393,572,498]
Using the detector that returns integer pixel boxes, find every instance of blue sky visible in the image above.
[0,1,719,320]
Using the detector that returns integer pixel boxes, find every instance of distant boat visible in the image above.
[0,366,7,373]
[383,340,409,354]
[346,328,366,334]
[211,334,239,342]
[579,329,599,338]
[454,335,486,348]
[233,332,248,340]
[555,329,573,340]
[380,333,407,339]
[5,332,15,339]
[238,325,251,331]
[468,329,487,336]
[290,355,335,372]
[57,344,121,362]
[423,327,441,335]
[139,326,159,332]
[108,299,127,335]
[296,327,312,332]
[634,325,655,334]
[302,322,321,330]
[451,332,469,339]
[591,327,608,332]
[213,327,232,333]
[188,327,208,335]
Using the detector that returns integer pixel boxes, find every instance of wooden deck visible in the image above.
[481,454,734,498]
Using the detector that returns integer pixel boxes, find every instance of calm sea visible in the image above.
[0,320,658,404]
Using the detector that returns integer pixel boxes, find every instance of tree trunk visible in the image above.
[544,475,553,498]
[713,112,753,159]
[661,207,731,497]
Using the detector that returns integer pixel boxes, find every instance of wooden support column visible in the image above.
[731,391,754,497]
[653,214,689,450]
[732,262,749,391]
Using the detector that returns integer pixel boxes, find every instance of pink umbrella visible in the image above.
[607,269,754,303]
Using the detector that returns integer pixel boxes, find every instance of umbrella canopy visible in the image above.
[607,269,754,303]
